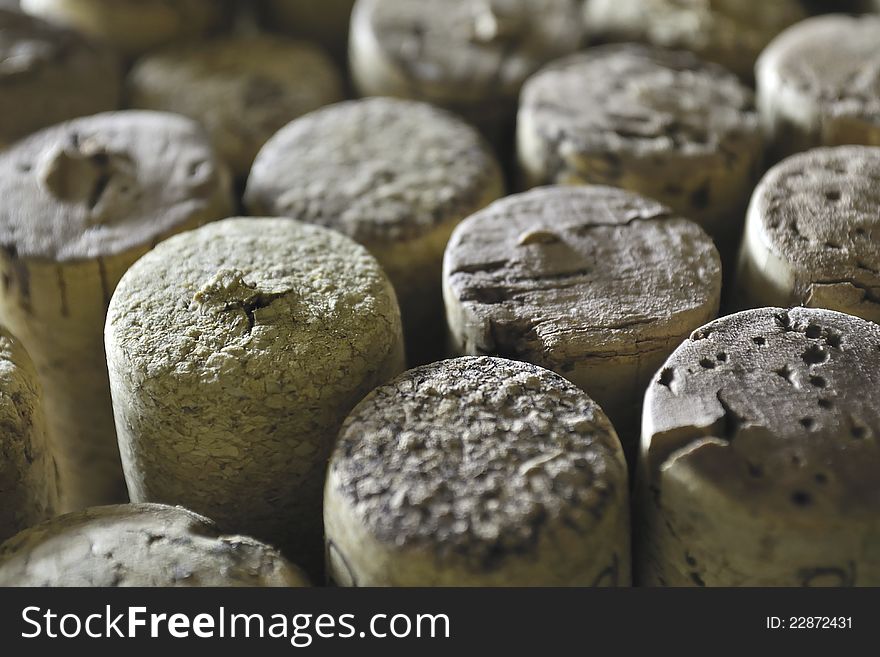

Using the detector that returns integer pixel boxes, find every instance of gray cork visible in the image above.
[127,35,344,178]
[325,356,630,586]
[639,307,880,586]
[517,44,763,251]
[736,146,880,322]
[106,217,405,577]
[443,185,721,458]
[0,9,120,146]
[0,504,309,587]
[757,15,880,160]
[0,327,58,543]
[349,0,584,128]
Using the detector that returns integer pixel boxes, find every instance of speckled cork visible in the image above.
[639,307,880,586]
[0,9,120,147]
[245,97,504,364]
[0,328,57,543]
[349,0,584,132]
[325,356,630,586]
[517,44,764,255]
[757,15,880,160]
[0,504,309,586]
[582,0,805,81]
[736,146,880,322]
[21,0,232,57]
[0,111,234,513]
[127,35,344,178]
[443,185,721,459]
[257,0,354,58]
[105,217,405,577]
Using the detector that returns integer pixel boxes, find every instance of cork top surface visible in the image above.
[643,307,880,518]
[245,98,503,243]
[444,186,721,362]
[330,356,626,566]
[353,0,583,103]
[0,110,233,261]
[106,217,401,386]
[757,14,880,123]
[750,146,880,307]
[520,44,759,160]
[0,504,309,586]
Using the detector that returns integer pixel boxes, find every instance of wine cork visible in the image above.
[757,14,880,161]
[245,97,505,364]
[443,185,721,459]
[582,0,805,81]
[0,504,309,586]
[349,0,584,134]
[639,307,880,586]
[735,146,880,322]
[517,44,764,256]
[20,0,232,57]
[127,34,344,179]
[0,9,120,147]
[0,327,58,543]
[0,111,235,512]
[257,0,354,59]
[325,356,630,586]
[105,217,405,575]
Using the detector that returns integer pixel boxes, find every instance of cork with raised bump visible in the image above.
[325,356,630,587]
[0,111,235,512]
[639,307,880,586]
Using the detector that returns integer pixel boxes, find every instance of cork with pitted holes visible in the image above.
[639,307,880,586]
[0,504,309,586]
[325,356,630,586]
[0,111,234,512]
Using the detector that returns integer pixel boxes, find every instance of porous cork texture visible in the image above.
[0,111,234,513]
[105,217,405,576]
[127,34,344,178]
[757,15,880,160]
[245,97,504,363]
[582,0,806,81]
[0,504,309,586]
[325,356,630,586]
[736,146,880,322]
[0,9,120,146]
[0,328,58,543]
[349,0,584,130]
[21,0,232,57]
[639,307,880,586]
[443,185,721,458]
[517,44,763,254]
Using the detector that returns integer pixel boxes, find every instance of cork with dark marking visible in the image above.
[0,504,309,586]
[517,44,763,253]
[639,307,880,586]
[246,97,505,364]
[0,111,234,513]
[443,186,721,459]
[106,217,405,577]
[0,328,57,543]
[325,356,630,586]
[0,9,120,146]
[757,15,880,160]
[736,146,880,322]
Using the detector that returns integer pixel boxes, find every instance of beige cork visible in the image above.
[325,356,630,586]
[639,307,880,586]
[105,217,405,576]
[0,504,309,586]
[0,111,234,513]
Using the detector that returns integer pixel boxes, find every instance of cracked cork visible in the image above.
[325,356,630,586]
[105,217,405,577]
[639,307,880,586]
[443,185,721,460]
[0,504,308,586]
